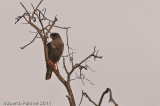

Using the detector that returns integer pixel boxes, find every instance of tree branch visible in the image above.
[63,56,69,75]
[31,0,43,18]
[44,16,58,40]
[69,47,102,77]
[20,33,38,49]
[79,90,97,106]
[20,2,30,15]
[80,88,118,106]
[106,88,118,106]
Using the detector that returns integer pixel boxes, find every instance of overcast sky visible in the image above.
[0,0,160,106]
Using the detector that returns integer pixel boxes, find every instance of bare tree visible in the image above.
[15,0,118,106]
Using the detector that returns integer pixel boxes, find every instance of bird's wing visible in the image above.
[47,42,58,63]
[46,42,56,80]
[47,42,52,57]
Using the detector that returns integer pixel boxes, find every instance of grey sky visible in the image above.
[0,0,160,106]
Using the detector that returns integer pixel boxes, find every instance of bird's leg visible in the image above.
[56,62,60,73]
[50,60,59,73]
[50,60,55,67]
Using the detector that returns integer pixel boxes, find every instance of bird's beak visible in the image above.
[51,36,54,39]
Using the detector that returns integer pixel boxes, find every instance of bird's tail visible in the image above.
[45,66,52,80]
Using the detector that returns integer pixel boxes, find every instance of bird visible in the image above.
[46,33,64,80]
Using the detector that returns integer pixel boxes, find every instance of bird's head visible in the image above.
[50,33,61,39]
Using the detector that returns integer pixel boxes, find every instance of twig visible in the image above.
[54,26,71,30]
[44,16,58,40]
[31,3,35,10]
[80,88,118,106]
[20,33,38,49]
[98,88,118,106]
[15,13,26,24]
[107,88,118,106]
[63,57,69,75]
[79,90,84,106]
[75,71,94,85]
[69,47,102,76]
[36,9,52,22]
[31,0,43,18]
[20,2,30,15]
[80,90,97,106]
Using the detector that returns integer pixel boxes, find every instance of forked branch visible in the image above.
[79,88,118,106]
[69,47,102,78]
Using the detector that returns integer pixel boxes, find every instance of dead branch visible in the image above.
[63,57,69,75]
[98,88,118,106]
[79,88,118,106]
[15,13,26,24]
[79,90,97,106]
[69,47,102,77]
[74,72,94,85]
[20,33,38,49]
[106,88,118,106]
[31,0,43,18]
[20,2,30,15]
